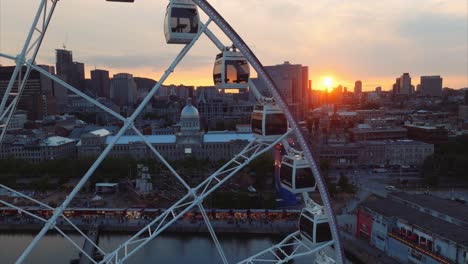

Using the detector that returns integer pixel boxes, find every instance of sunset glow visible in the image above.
[322,77,334,91]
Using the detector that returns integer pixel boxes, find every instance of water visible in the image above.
[0,233,312,263]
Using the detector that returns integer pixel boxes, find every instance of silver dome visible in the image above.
[181,104,199,119]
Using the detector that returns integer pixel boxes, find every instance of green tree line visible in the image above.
[421,135,468,186]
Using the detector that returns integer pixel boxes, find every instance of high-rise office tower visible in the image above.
[263,61,309,120]
[73,62,85,90]
[110,73,138,107]
[399,73,412,95]
[420,76,443,97]
[0,65,56,120]
[55,49,85,90]
[91,69,111,98]
[354,80,362,95]
[465,90,468,105]
[56,49,73,78]
[393,77,401,94]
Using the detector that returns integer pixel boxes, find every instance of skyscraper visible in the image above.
[91,69,111,98]
[55,49,73,78]
[110,73,138,107]
[354,80,362,95]
[399,73,412,95]
[73,62,85,90]
[420,76,443,97]
[263,61,309,119]
[55,49,85,91]
[393,77,401,94]
[0,65,56,120]
[465,90,468,105]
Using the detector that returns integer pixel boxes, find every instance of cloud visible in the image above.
[0,0,466,89]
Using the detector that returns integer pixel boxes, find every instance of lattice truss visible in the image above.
[0,1,343,263]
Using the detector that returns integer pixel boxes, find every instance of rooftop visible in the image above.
[361,198,468,246]
[351,127,407,133]
[90,128,112,137]
[361,140,431,146]
[388,192,468,224]
[106,132,254,145]
[40,136,76,147]
[203,132,254,143]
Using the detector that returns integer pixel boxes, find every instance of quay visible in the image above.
[0,219,297,236]
[0,207,299,235]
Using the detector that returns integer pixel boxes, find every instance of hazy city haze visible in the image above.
[0,0,466,90]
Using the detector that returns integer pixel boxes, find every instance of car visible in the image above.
[385,185,396,191]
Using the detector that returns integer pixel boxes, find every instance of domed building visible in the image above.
[179,99,200,135]
[79,99,254,161]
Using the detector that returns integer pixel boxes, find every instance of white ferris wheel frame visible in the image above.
[0,0,344,263]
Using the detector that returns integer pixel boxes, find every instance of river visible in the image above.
[0,233,313,263]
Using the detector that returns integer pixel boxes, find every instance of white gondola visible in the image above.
[280,154,316,193]
[299,207,332,247]
[164,0,200,44]
[251,99,288,141]
[213,46,250,89]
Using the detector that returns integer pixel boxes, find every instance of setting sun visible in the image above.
[322,77,333,90]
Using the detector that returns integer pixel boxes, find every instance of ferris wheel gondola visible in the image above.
[164,0,200,44]
[280,153,316,193]
[213,46,250,89]
[2,0,342,263]
[299,207,332,247]
[251,99,288,142]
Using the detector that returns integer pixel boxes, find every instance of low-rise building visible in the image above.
[357,193,468,264]
[351,127,407,142]
[405,124,448,144]
[2,112,28,131]
[78,101,253,161]
[0,135,77,163]
[358,140,434,166]
[77,128,112,158]
[459,105,468,122]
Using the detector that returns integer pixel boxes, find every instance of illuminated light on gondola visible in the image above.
[213,46,250,90]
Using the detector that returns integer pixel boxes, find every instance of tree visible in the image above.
[338,174,349,190]
[421,155,440,187]
[248,153,274,190]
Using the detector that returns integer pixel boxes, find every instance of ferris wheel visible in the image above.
[0,0,343,263]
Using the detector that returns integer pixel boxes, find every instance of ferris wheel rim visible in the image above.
[0,1,343,263]
[189,0,344,262]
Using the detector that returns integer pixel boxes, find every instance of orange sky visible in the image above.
[0,0,467,91]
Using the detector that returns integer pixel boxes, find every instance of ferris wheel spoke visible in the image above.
[2,1,343,263]
[198,203,229,264]
[193,1,343,262]
[0,185,107,256]
[131,123,229,264]
[13,11,216,263]
[26,63,126,122]
[237,231,333,264]
[198,132,291,197]
[101,132,290,263]
[0,0,59,145]
[0,52,17,61]
[0,200,100,264]
[131,125,193,192]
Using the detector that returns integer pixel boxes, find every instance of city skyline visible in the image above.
[1,2,468,263]
[0,0,467,91]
